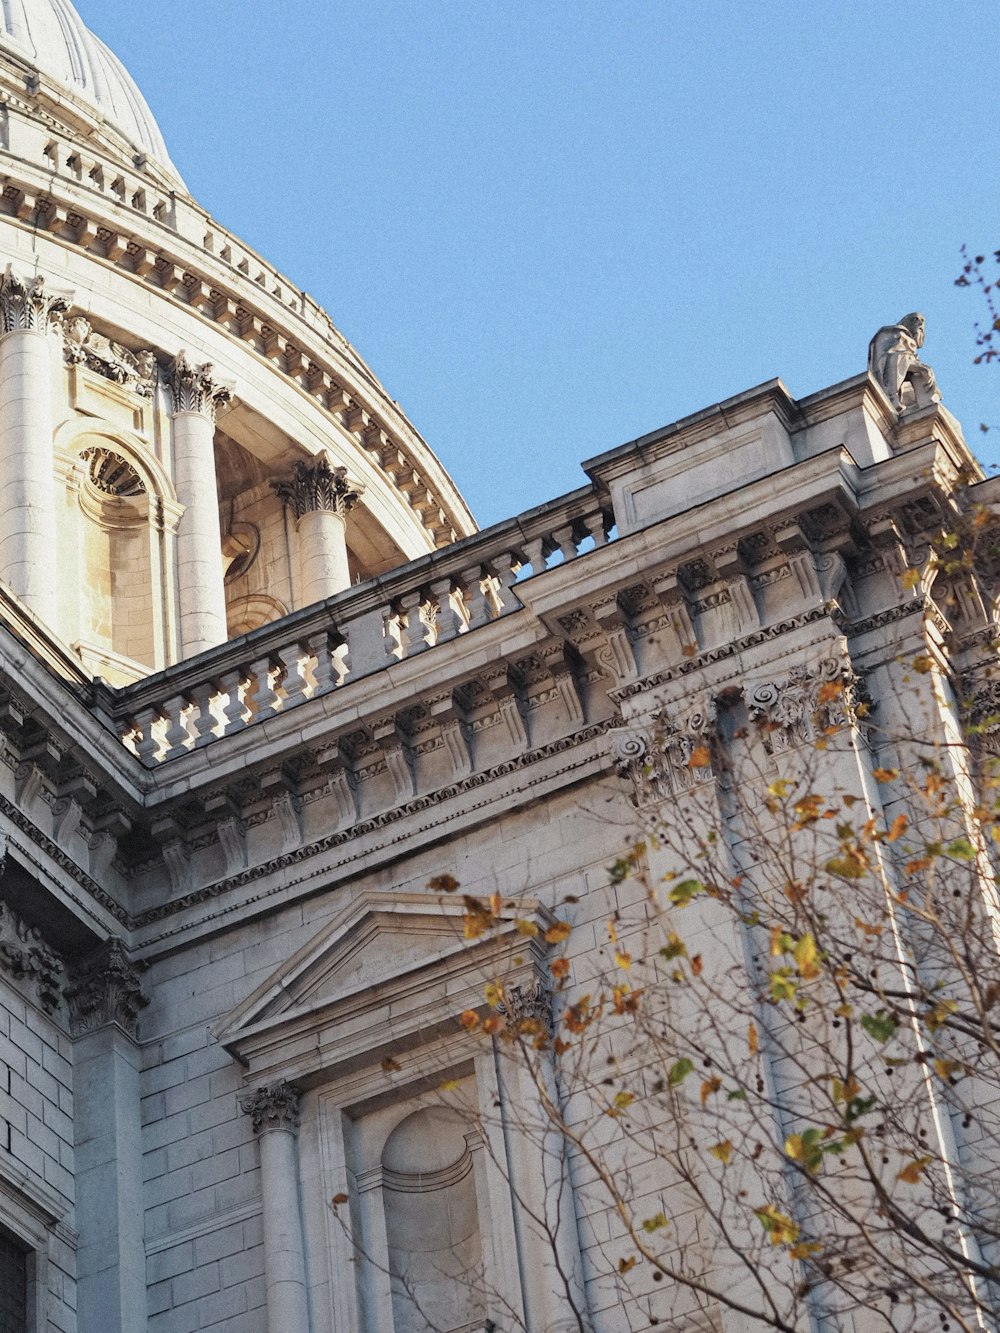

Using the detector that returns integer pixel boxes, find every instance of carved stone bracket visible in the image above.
[0,267,72,333]
[65,938,148,1038]
[0,902,63,1015]
[240,1081,302,1135]
[271,455,363,520]
[168,351,234,420]
[64,316,156,394]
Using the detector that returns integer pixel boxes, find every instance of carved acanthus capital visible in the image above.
[613,696,717,807]
[64,317,157,395]
[240,1082,302,1135]
[271,455,363,520]
[499,979,554,1033]
[962,677,1000,756]
[168,351,233,420]
[0,903,63,1015]
[65,938,148,1037]
[748,657,866,752]
[0,267,73,334]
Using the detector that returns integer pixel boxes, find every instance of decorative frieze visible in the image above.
[271,455,362,520]
[65,938,148,1037]
[168,351,233,420]
[0,268,72,333]
[64,316,156,393]
[240,1082,302,1135]
[0,901,63,1015]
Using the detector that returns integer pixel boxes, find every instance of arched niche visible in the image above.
[226,592,289,638]
[380,1106,486,1333]
[55,424,178,682]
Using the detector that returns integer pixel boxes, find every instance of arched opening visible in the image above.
[380,1107,485,1333]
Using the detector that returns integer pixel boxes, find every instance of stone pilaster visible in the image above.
[272,454,361,606]
[168,352,232,656]
[0,267,73,624]
[241,1083,310,1333]
[67,938,148,1333]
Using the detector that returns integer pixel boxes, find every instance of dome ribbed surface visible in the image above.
[0,0,182,185]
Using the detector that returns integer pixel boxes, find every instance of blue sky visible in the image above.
[77,1,999,527]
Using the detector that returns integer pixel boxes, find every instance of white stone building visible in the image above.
[0,6,996,1332]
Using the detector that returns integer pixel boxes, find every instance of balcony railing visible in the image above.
[110,487,615,765]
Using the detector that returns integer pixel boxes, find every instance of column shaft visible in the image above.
[0,269,71,624]
[259,1128,311,1332]
[171,410,228,653]
[297,508,350,605]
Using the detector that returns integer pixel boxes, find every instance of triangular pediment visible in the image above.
[214,890,546,1056]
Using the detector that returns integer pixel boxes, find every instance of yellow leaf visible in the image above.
[872,768,899,783]
[439,1078,460,1092]
[708,1139,733,1164]
[607,920,618,944]
[792,933,819,979]
[484,981,504,1007]
[897,1155,933,1185]
[489,891,503,916]
[545,920,572,945]
[789,1240,823,1261]
[614,949,632,970]
[767,779,791,799]
[748,1021,759,1056]
[933,1058,962,1081]
[901,567,921,590]
[514,919,539,937]
[755,1204,800,1246]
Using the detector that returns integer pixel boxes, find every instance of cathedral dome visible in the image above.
[0,0,182,186]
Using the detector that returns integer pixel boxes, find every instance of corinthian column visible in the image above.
[0,268,73,624]
[241,1083,310,1333]
[168,353,232,656]
[272,454,361,607]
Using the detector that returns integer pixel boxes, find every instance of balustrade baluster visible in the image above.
[190,680,220,747]
[133,707,162,765]
[162,694,192,759]
[397,590,433,655]
[382,606,402,661]
[459,563,491,629]
[276,642,308,707]
[220,668,251,734]
[430,577,462,642]
[552,524,577,563]
[489,552,522,614]
[249,655,280,719]
[521,536,547,577]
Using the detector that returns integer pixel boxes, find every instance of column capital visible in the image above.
[0,266,73,334]
[65,938,148,1038]
[497,978,554,1035]
[168,351,234,421]
[241,1081,302,1135]
[272,455,363,520]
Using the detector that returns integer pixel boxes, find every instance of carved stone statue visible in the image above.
[868,312,940,413]
[64,315,157,395]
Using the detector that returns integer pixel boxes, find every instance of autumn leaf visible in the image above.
[873,768,899,782]
[439,1078,460,1092]
[755,1204,800,1246]
[688,744,711,768]
[381,1056,401,1073]
[660,932,686,961]
[484,981,504,1007]
[550,957,570,981]
[700,1076,721,1106]
[618,1256,637,1273]
[641,1211,669,1233]
[792,933,820,979]
[614,949,632,970]
[545,920,572,945]
[817,680,842,704]
[331,1192,349,1207]
[897,1155,933,1185]
[901,567,922,590]
[458,1009,479,1030]
[668,878,704,907]
[515,918,539,937]
[481,1015,503,1035]
[885,814,908,842]
[708,1139,733,1164]
[748,1021,759,1055]
[789,1240,823,1261]
[860,1010,897,1043]
[428,874,459,892]
[690,954,703,976]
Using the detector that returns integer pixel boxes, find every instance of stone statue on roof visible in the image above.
[868,312,940,413]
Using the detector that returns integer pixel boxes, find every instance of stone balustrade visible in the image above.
[111,489,615,765]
